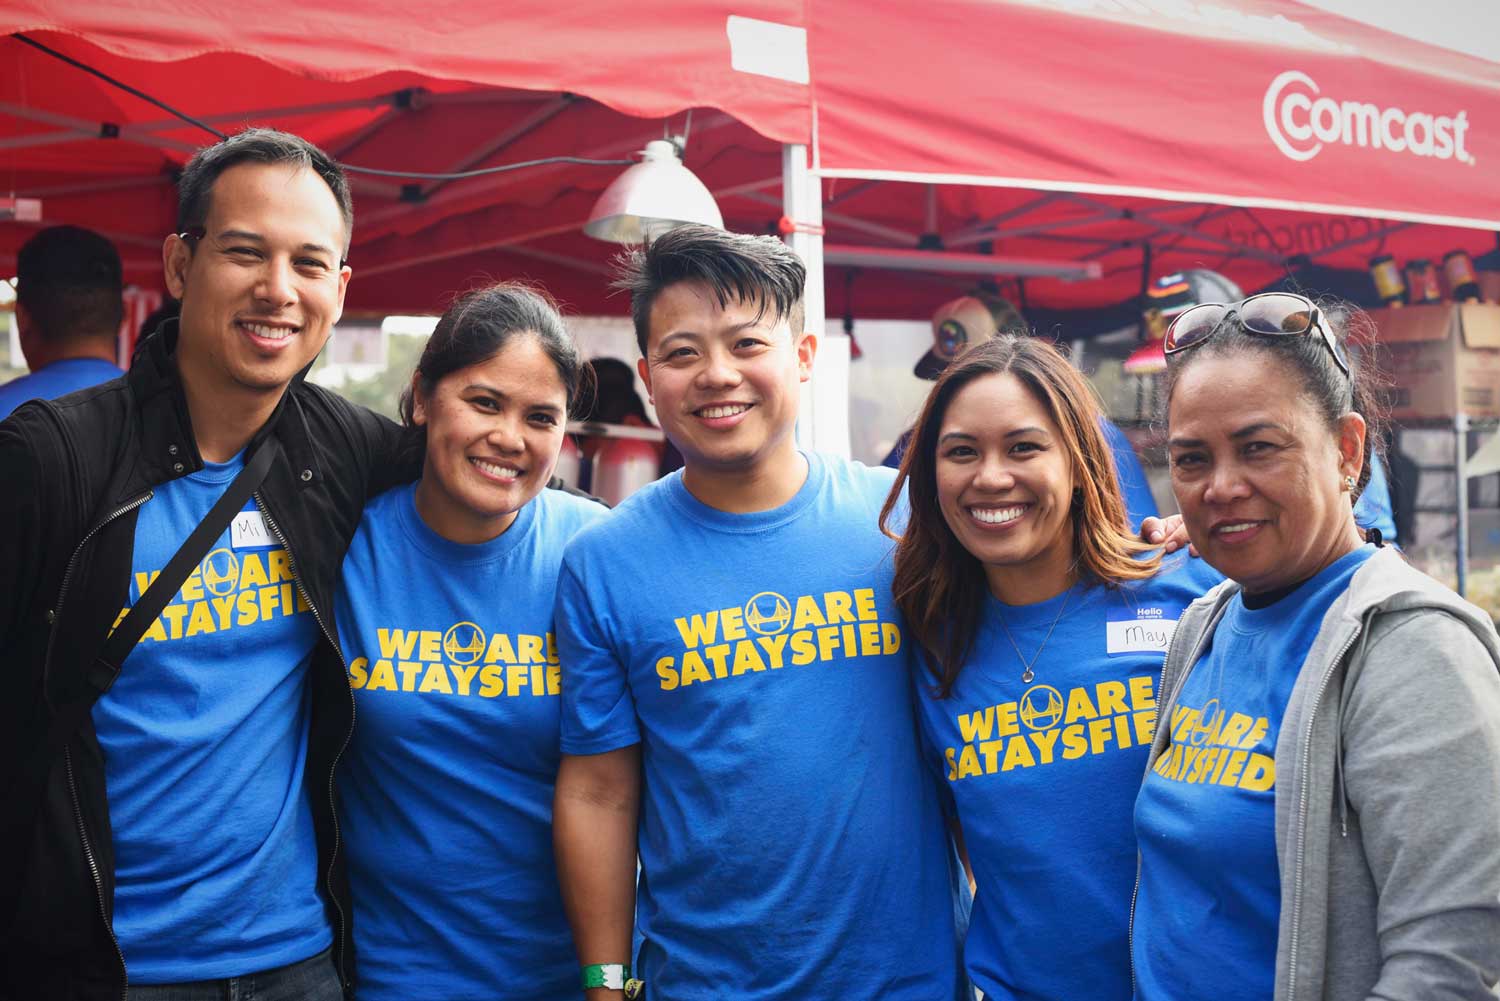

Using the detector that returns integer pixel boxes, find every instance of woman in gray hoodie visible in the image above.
[1131,292,1500,1001]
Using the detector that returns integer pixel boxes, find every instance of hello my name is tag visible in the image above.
[231,510,273,549]
[1106,610,1178,655]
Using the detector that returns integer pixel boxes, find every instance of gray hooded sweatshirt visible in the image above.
[1140,547,1500,1001]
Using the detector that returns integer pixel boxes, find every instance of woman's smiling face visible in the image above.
[1167,351,1365,593]
[412,333,568,543]
[935,371,1077,600]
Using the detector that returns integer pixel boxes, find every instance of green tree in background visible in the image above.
[310,331,427,421]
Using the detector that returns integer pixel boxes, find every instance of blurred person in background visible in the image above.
[575,355,681,481]
[136,298,182,349]
[1133,293,1500,1001]
[1,225,125,418]
[885,292,1160,531]
[580,356,655,459]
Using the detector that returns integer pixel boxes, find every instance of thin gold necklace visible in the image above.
[994,585,1073,684]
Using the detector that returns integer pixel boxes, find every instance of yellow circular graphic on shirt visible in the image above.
[200,548,241,597]
[443,621,488,665]
[1019,684,1065,731]
[1188,698,1221,746]
[744,591,792,636]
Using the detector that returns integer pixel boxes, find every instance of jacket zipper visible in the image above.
[44,492,153,685]
[253,493,356,993]
[1284,626,1361,1001]
[48,489,153,1001]
[67,749,129,1000]
[1127,856,1141,997]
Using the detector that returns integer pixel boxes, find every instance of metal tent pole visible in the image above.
[1456,412,1471,597]
[783,143,848,456]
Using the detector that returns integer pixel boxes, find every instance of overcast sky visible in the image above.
[1300,0,1500,64]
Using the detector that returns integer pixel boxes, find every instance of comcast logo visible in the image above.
[1263,70,1474,165]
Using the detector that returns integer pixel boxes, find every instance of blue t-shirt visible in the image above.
[883,418,1159,530]
[1099,418,1161,530]
[0,356,123,417]
[1133,544,1377,1001]
[1353,452,1398,545]
[556,453,964,1001]
[94,453,329,983]
[335,483,606,1001]
[915,554,1220,1001]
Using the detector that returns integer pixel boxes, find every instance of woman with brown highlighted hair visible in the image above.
[880,334,1219,1001]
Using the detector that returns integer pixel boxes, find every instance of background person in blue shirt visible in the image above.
[552,225,965,1001]
[335,283,605,1000]
[1134,294,1500,1001]
[880,334,1220,1000]
[884,293,1160,531]
[1,225,125,418]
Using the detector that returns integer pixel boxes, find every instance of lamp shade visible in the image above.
[584,140,724,243]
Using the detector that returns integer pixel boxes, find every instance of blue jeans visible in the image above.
[127,947,343,1001]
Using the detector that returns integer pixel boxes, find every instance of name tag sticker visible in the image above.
[1107,618,1177,655]
[231,510,272,549]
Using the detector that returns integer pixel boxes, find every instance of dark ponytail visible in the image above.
[401,282,592,423]
[398,282,596,463]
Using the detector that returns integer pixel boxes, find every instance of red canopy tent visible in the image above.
[803,0,1500,313]
[7,1,1499,318]
[0,0,811,314]
[795,0,1500,589]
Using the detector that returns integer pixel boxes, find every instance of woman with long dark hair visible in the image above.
[332,283,605,1000]
[1133,294,1500,1000]
[880,334,1219,1000]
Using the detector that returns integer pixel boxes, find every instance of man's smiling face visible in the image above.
[166,161,350,400]
[637,280,813,476]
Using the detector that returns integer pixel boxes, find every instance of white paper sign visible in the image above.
[231,510,272,549]
[1106,618,1178,655]
[726,16,810,84]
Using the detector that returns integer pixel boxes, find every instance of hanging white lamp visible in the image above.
[584,139,724,243]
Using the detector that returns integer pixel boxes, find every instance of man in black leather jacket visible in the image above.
[0,128,414,1000]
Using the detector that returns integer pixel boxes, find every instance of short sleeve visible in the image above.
[555,555,641,755]
[904,644,959,820]
[1154,549,1226,598]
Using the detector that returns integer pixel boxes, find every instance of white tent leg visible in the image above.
[783,142,849,458]
[1456,412,1470,597]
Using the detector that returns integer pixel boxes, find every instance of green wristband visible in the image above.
[581,963,630,990]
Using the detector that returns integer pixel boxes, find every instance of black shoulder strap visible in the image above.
[45,436,282,759]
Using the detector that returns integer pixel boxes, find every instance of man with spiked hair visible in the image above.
[553,224,966,1001]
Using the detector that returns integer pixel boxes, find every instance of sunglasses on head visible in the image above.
[1163,292,1349,376]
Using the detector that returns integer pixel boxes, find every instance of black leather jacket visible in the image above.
[0,322,414,1000]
